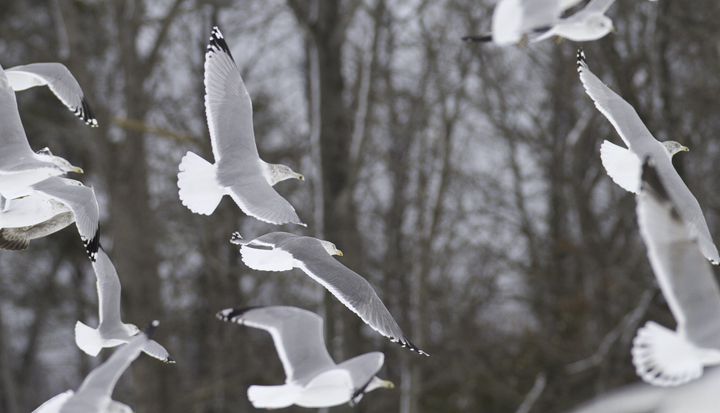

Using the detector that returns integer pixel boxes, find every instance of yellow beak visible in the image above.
[72,166,84,174]
[336,249,343,256]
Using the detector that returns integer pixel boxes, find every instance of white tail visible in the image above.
[177,151,224,215]
[600,140,641,193]
[247,383,303,409]
[631,321,703,386]
[74,321,102,357]
[240,244,294,272]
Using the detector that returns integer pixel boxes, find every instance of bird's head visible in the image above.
[320,240,343,256]
[661,140,689,157]
[125,324,141,336]
[350,376,394,406]
[586,14,614,39]
[279,164,304,180]
[36,148,83,173]
[267,163,304,185]
[366,376,394,391]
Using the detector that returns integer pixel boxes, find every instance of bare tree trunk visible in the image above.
[289,0,363,368]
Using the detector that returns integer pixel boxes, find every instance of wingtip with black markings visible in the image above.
[230,231,244,245]
[78,97,99,127]
[207,26,234,60]
[398,335,429,356]
[577,48,587,73]
[216,306,264,323]
[84,229,100,261]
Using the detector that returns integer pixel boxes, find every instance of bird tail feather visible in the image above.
[600,140,641,193]
[247,384,303,409]
[631,321,703,386]
[177,151,224,215]
[74,321,102,356]
[239,245,295,272]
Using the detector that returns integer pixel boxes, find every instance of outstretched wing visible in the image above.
[5,63,97,127]
[579,50,719,264]
[217,306,337,384]
[69,322,158,408]
[284,235,427,355]
[636,160,720,348]
[30,177,99,259]
[0,64,34,163]
[91,249,123,327]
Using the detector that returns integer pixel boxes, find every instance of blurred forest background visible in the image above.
[1,0,720,412]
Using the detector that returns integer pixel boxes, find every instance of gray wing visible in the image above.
[205,28,303,226]
[141,339,174,363]
[204,27,260,167]
[577,52,659,154]
[0,64,35,165]
[517,0,562,25]
[91,249,123,328]
[69,322,157,406]
[5,63,98,127]
[336,352,385,390]
[227,177,304,226]
[557,0,583,11]
[493,0,560,44]
[637,161,720,349]
[582,0,616,14]
[0,212,74,251]
[283,236,426,355]
[217,306,337,384]
[30,177,100,258]
[579,51,719,264]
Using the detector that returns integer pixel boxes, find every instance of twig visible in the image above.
[565,288,654,374]
[515,372,547,413]
[112,117,202,144]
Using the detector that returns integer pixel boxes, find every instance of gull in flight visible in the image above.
[568,366,720,413]
[631,159,720,387]
[232,231,427,355]
[0,64,83,199]
[177,27,305,226]
[75,248,174,363]
[577,49,719,264]
[462,0,616,45]
[217,306,394,409]
[0,177,99,259]
[32,321,160,413]
[5,62,98,127]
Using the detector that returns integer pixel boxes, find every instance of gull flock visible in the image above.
[0,2,717,411]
